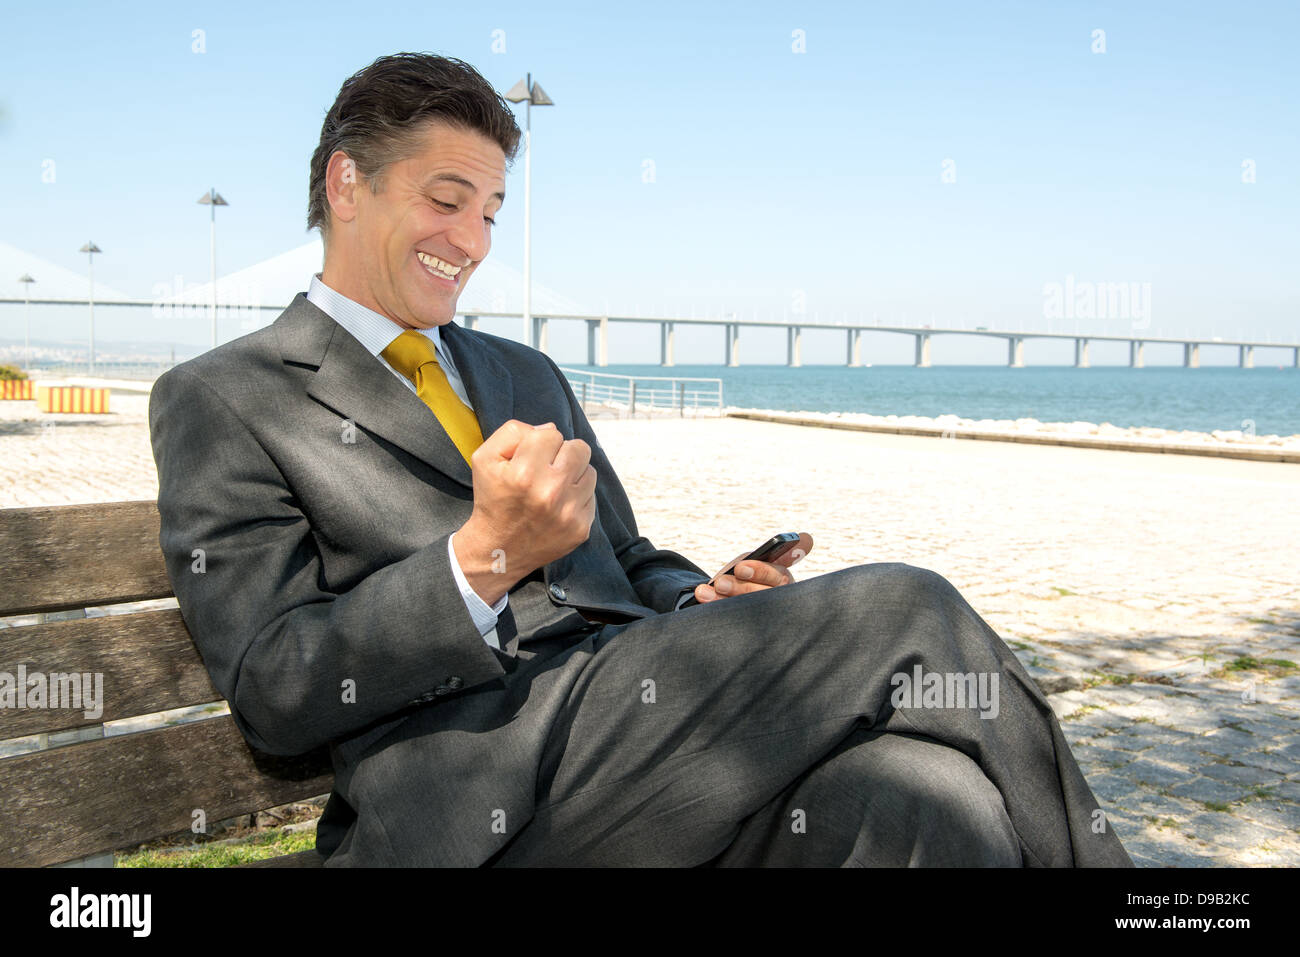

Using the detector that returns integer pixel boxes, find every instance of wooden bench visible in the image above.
[0,501,333,868]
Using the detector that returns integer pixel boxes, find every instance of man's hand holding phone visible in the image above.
[685,531,814,606]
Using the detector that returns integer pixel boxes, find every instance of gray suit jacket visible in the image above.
[148,293,711,862]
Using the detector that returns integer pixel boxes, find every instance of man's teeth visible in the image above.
[417,252,462,280]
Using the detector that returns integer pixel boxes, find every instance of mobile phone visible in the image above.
[679,533,803,608]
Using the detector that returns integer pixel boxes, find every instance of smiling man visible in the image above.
[148,52,1132,867]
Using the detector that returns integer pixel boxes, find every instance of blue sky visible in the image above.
[1,0,1297,364]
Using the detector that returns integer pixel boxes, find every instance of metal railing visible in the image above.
[12,361,726,416]
[558,367,723,417]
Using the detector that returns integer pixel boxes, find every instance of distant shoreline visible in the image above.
[725,407,1300,464]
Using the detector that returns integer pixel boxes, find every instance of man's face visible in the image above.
[326,118,507,330]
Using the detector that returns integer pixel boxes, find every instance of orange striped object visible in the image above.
[0,379,35,400]
[36,386,110,414]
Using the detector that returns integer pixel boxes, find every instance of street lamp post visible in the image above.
[79,243,101,376]
[18,274,35,372]
[198,189,229,350]
[504,74,554,349]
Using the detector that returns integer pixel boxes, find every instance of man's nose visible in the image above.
[445,208,490,264]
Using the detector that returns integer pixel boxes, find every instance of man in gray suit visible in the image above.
[149,52,1132,867]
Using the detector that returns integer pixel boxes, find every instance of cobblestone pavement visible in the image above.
[3,392,1297,867]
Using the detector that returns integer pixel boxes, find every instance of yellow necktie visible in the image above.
[381,329,483,465]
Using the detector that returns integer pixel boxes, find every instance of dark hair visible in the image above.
[307,53,521,238]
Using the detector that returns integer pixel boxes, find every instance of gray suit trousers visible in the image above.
[335,561,1133,867]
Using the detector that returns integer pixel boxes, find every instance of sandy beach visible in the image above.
[2,390,1298,867]
[724,407,1300,463]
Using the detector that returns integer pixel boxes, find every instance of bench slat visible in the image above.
[0,715,333,867]
[0,501,172,616]
[0,609,220,737]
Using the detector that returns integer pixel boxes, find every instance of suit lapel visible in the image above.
[275,294,512,490]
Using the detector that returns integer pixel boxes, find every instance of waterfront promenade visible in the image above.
[2,389,1297,867]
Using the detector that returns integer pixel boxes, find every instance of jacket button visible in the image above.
[549,583,567,601]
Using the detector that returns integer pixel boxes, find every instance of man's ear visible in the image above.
[325,151,360,228]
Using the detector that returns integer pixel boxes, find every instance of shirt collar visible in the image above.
[306,272,450,362]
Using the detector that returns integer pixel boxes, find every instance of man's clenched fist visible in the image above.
[453,420,598,605]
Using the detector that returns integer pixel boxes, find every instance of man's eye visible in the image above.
[434,198,494,226]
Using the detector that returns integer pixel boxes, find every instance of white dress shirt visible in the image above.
[306,273,508,650]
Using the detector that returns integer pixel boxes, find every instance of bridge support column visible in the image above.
[1183,342,1200,368]
[1074,338,1090,368]
[463,314,478,331]
[1130,340,1144,368]
[847,328,862,367]
[787,325,802,367]
[1239,344,1254,369]
[1294,346,1299,368]
[914,333,931,368]
[728,323,741,367]
[533,316,549,356]
[661,321,675,367]
[585,318,608,367]
[1008,337,1024,368]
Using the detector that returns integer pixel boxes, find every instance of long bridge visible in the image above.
[5,297,1297,369]
[464,312,1300,370]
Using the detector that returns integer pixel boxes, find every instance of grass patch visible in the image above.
[117,826,317,868]
[1241,786,1275,803]
[1052,587,1076,597]
[1145,815,1180,830]
[1083,671,1176,689]
[1063,705,1102,720]
[1210,656,1298,679]
[1246,617,1276,626]
[1084,673,1135,689]
[1201,801,1233,813]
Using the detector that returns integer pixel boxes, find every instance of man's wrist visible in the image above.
[448,533,507,615]
[452,522,527,605]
